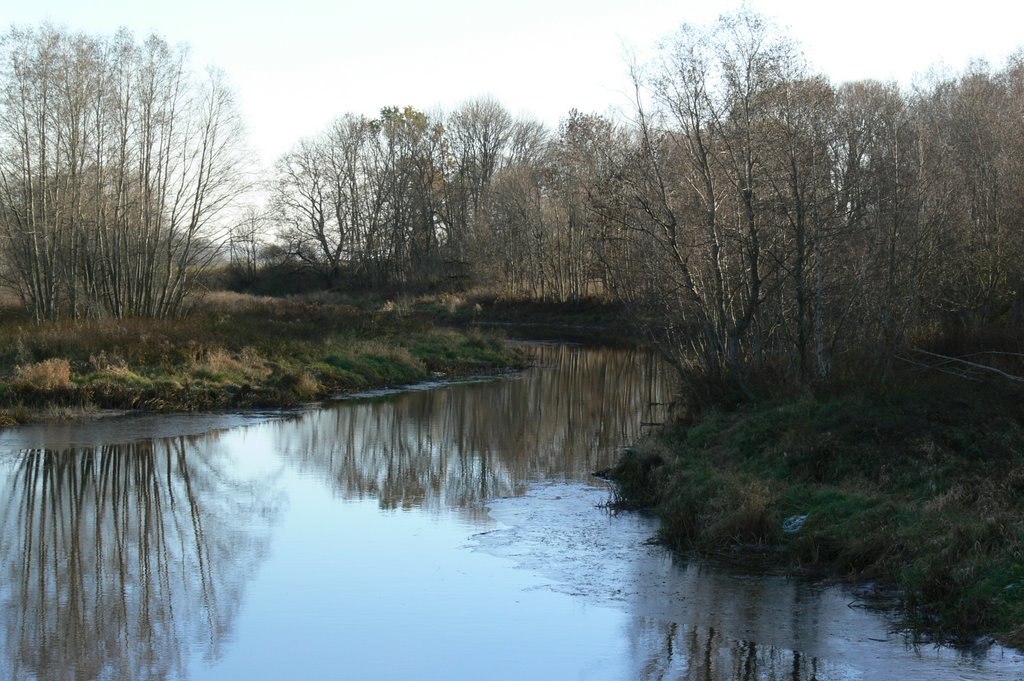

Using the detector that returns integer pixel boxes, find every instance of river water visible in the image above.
[0,344,1020,681]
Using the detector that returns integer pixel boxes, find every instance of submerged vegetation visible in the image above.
[609,370,1024,648]
[0,292,523,423]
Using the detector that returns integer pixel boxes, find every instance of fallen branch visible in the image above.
[963,350,1024,360]
[908,348,1024,383]
[895,354,983,381]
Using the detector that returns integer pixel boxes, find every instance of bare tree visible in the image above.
[228,205,271,286]
[0,26,247,320]
[272,137,340,285]
[600,8,802,395]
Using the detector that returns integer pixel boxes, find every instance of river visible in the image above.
[0,344,1020,680]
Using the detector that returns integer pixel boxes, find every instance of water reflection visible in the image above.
[627,568,861,680]
[4,344,1011,680]
[0,435,280,681]
[476,481,1024,681]
[625,614,1018,681]
[630,620,850,681]
[275,344,672,514]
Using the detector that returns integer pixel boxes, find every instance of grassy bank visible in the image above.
[0,292,525,424]
[609,374,1024,648]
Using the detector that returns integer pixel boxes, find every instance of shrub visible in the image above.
[14,358,73,390]
[272,369,321,400]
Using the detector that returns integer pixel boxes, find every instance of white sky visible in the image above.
[6,0,1024,167]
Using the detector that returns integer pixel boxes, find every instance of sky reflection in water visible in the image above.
[0,345,1020,680]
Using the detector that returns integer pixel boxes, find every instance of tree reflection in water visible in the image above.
[629,619,855,680]
[0,435,280,681]
[623,546,862,680]
[274,344,672,515]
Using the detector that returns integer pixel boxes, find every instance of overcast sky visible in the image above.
[6,0,1023,166]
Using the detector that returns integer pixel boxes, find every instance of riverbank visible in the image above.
[0,292,526,425]
[608,372,1024,649]
[431,294,638,345]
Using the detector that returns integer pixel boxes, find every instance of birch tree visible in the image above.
[0,26,247,320]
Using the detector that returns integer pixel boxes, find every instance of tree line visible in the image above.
[608,10,1024,395]
[1,12,1021,395]
[242,100,583,297]
[236,101,639,301]
[0,25,245,320]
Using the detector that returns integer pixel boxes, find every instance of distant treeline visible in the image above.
[1,10,1022,394]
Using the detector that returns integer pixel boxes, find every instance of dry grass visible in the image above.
[706,478,778,545]
[14,358,73,390]
[0,291,520,417]
[380,297,414,316]
[271,369,321,400]
[356,340,422,367]
[415,292,467,316]
[189,346,271,381]
[89,350,128,372]
[199,290,279,312]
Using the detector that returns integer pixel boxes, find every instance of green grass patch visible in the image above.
[408,328,516,369]
[609,378,1024,647]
